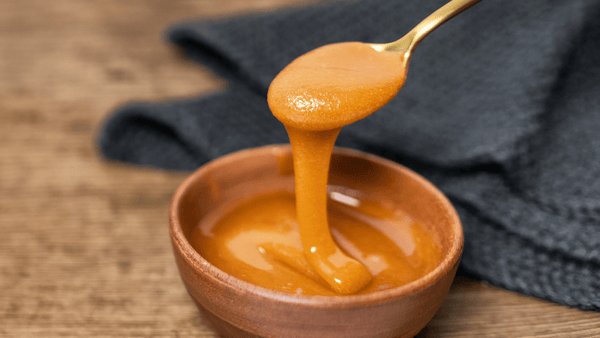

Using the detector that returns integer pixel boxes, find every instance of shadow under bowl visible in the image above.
[169,145,463,338]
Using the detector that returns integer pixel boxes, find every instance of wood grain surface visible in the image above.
[1,0,598,337]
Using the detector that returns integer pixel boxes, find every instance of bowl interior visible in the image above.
[172,145,462,302]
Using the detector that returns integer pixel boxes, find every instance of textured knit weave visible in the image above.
[99,0,600,310]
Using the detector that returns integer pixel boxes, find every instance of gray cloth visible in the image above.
[99,0,600,310]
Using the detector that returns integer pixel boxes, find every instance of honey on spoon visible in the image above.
[194,0,481,295]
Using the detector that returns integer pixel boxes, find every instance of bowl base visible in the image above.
[194,299,262,338]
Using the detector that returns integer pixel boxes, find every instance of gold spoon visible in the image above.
[370,0,482,68]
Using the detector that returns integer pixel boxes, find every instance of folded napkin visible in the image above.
[99,0,600,310]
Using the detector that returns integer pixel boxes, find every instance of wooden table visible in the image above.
[1,0,598,336]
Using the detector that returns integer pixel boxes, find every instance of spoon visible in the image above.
[370,0,482,68]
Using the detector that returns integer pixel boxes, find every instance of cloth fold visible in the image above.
[99,0,600,310]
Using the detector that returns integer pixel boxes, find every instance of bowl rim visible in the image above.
[169,144,463,309]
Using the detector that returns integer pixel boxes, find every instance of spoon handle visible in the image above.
[380,0,482,55]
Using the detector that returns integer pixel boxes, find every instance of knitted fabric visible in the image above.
[99,0,600,310]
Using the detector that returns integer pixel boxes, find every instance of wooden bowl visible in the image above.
[169,145,463,338]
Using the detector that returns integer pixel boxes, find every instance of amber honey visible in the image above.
[190,42,432,295]
[190,191,442,296]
